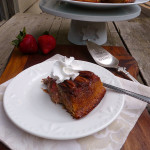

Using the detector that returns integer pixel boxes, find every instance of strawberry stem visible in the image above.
[42,31,49,35]
[12,27,26,47]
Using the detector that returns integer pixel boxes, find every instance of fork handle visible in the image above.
[103,82,150,104]
[117,67,139,83]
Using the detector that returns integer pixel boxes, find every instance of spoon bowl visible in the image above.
[86,41,138,82]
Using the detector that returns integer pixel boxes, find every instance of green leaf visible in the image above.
[12,40,20,47]
[17,34,22,41]
[12,27,27,47]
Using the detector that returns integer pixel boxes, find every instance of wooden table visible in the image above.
[0,3,150,150]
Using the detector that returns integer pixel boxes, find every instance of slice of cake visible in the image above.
[43,71,106,119]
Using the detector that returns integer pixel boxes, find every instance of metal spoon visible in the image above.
[86,41,138,83]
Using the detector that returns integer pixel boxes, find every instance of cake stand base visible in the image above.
[68,20,107,45]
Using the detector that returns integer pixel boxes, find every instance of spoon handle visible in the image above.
[117,67,138,83]
[103,82,150,104]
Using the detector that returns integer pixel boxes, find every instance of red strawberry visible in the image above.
[12,27,38,54]
[38,33,56,54]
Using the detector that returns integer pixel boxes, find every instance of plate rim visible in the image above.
[3,60,125,140]
[61,0,149,7]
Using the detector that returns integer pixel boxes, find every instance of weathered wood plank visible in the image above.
[17,0,37,13]
[106,22,124,46]
[144,1,150,7]
[0,0,9,20]
[49,16,63,39]
[56,18,71,45]
[6,0,16,18]
[25,0,42,14]
[140,4,150,17]
[114,12,150,86]
[0,13,55,77]
[0,20,6,27]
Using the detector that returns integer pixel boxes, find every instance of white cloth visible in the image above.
[0,54,149,150]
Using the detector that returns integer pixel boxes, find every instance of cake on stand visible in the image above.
[39,0,141,45]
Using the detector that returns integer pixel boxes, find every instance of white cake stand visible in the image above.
[39,0,141,45]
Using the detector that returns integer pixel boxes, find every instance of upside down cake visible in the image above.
[43,71,106,119]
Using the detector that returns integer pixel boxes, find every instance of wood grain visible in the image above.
[106,22,124,47]
[0,48,28,84]
[56,18,71,45]
[114,8,150,86]
[122,109,150,150]
[141,4,150,17]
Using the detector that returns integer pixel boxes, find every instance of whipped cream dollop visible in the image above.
[51,56,83,83]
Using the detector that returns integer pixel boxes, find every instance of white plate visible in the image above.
[3,60,124,140]
[61,0,149,8]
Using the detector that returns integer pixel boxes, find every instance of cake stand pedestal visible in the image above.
[39,0,141,45]
[68,21,107,45]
